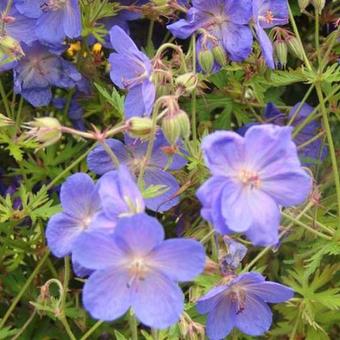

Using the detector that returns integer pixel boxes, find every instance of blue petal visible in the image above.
[87,139,129,175]
[131,270,184,329]
[98,167,144,220]
[221,22,252,61]
[46,212,83,258]
[144,168,180,212]
[150,239,205,281]
[63,0,81,38]
[235,295,272,336]
[20,88,52,107]
[73,231,125,270]
[109,25,139,54]
[201,131,245,176]
[225,0,252,25]
[72,256,92,277]
[83,268,131,321]
[36,11,65,45]
[196,285,227,314]
[255,24,275,69]
[114,214,164,256]
[60,173,101,219]
[248,282,294,303]
[206,298,235,340]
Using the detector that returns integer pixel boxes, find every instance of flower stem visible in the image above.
[0,250,50,328]
[282,211,332,240]
[80,321,104,340]
[191,34,197,143]
[288,5,313,71]
[315,83,340,229]
[0,78,12,118]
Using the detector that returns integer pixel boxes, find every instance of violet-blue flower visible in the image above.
[12,42,81,107]
[252,0,289,68]
[46,173,108,258]
[73,213,206,328]
[46,166,145,259]
[196,272,294,339]
[0,1,37,45]
[197,124,312,246]
[87,133,187,212]
[109,25,155,118]
[167,0,253,65]
[15,0,81,45]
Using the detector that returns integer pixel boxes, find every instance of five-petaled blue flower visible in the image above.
[196,272,294,339]
[46,166,145,258]
[252,0,289,68]
[73,213,206,329]
[12,42,81,107]
[87,133,187,212]
[15,0,81,45]
[109,25,155,118]
[197,124,312,246]
[167,0,253,67]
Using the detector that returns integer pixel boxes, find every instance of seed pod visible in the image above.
[0,35,24,59]
[274,40,288,68]
[198,48,214,74]
[312,0,325,13]
[24,117,62,148]
[175,72,198,94]
[212,45,227,66]
[298,0,311,11]
[127,117,154,139]
[287,36,305,61]
[162,110,190,145]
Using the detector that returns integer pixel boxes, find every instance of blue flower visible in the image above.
[46,166,144,259]
[46,173,114,258]
[72,213,206,328]
[252,0,289,68]
[109,25,155,118]
[12,42,81,107]
[167,0,253,66]
[87,133,187,212]
[220,238,248,274]
[197,124,312,246]
[15,0,81,45]
[196,272,294,339]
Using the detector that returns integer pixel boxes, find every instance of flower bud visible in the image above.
[162,110,190,145]
[0,35,24,59]
[274,40,288,68]
[24,117,62,148]
[198,48,214,74]
[287,36,305,61]
[126,117,154,139]
[175,72,198,94]
[212,45,227,66]
[298,0,311,11]
[312,0,325,13]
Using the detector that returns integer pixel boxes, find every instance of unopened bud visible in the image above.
[127,117,154,139]
[298,0,311,11]
[198,48,214,74]
[24,117,62,148]
[212,45,227,66]
[287,36,305,61]
[0,35,24,59]
[175,72,198,94]
[162,110,190,145]
[312,0,325,13]
[274,40,288,68]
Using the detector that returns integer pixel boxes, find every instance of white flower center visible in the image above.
[238,169,261,189]
[127,257,150,287]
